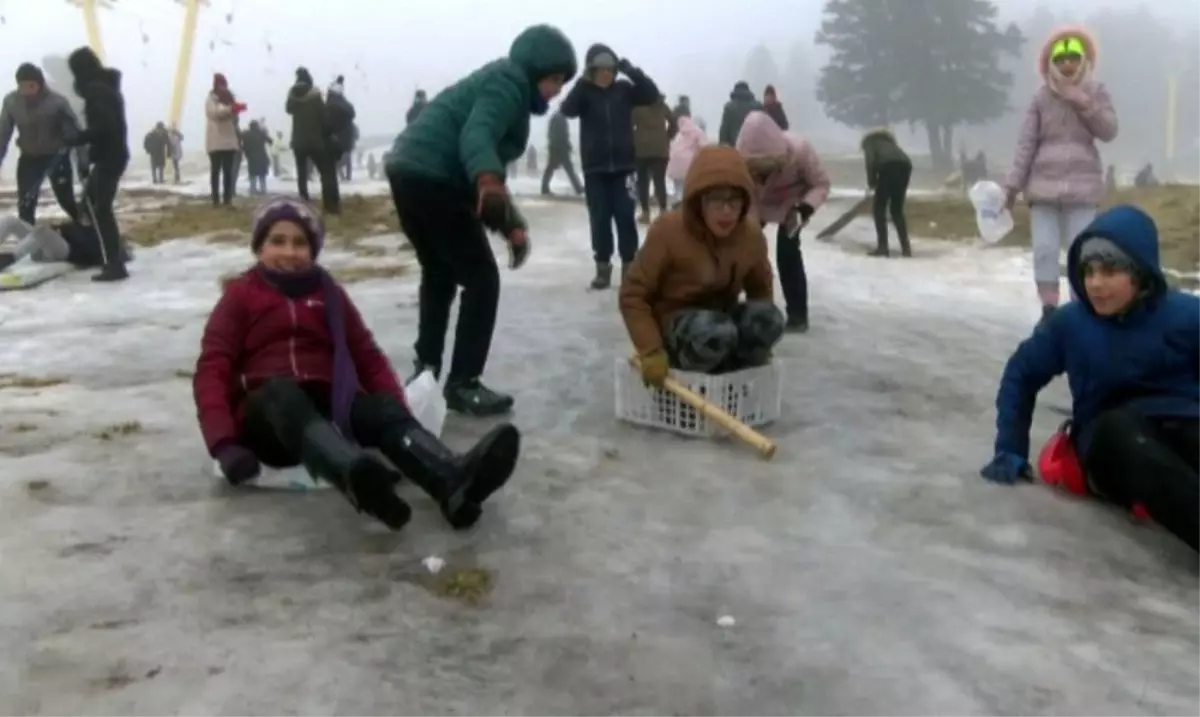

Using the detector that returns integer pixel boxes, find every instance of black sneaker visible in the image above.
[445,379,514,416]
[91,265,129,283]
[784,315,809,333]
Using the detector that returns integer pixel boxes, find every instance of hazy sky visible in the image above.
[0,0,1194,145]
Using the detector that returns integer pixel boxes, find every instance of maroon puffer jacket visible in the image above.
[193,268,405,454]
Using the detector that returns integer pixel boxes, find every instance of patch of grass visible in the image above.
[0,373,67,390]
[330,263,411,283]
[903,184,1200,275]
[93,421,143,441]
[433,567,494,606]
[173,369,194,379]
[8,422,38,433]
[124,194,401,250]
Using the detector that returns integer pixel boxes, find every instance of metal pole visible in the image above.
[168,0,204,129]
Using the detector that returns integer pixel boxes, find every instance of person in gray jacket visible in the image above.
[0,63,82,223]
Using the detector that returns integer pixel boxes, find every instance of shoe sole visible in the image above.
[348,459,412,530]
[463,424,521,505]
[445,396,515,417]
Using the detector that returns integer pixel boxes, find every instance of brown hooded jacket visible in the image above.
[619,145,774,356]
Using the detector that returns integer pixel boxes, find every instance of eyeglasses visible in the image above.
[701,192,745,211]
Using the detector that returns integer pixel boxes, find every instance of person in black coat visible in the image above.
[541,109,583,195]
[559,43,659,290]
[762,85,789,130]
[66,46,129,283]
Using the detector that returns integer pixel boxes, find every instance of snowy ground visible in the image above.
[0,195,1196,715]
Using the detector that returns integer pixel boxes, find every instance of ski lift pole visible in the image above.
[168,0,209,130]
[64,0,116,63]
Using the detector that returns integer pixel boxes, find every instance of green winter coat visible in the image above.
[860,128,910,189]
[387,24,577,190]
[286,84,328,153]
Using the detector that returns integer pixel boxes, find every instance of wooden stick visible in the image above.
[631,356,777,460]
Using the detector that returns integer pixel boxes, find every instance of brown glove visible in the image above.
[639,349,670,388]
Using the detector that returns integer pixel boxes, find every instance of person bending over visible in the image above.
[982,205,1198,552]
[192,197,521,532]
[0,212,131,271]
[620,145,784,386]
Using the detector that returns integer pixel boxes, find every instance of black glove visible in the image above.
[214,441,261,486]
[476,173,523,235]
[796,202,815,224]
[616,57,634,75]
[506,228,532,270]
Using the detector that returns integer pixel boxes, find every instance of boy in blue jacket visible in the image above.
[560,43,659,290]
[981,205,1199,552]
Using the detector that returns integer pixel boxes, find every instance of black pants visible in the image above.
[664,301,785,373]
[761,222,808,322]
[873,161,911,253]
[294,148,341,213]
[584,171,639,265]
[1083,407,1199,551]
[635,157,668,214]
[239,378,415,468]
[150,160,166,184]
[84,161,126,269]
[389,171,500,384]
[209,150,236,205]
[17,153,79,224]
[541,154,583,194]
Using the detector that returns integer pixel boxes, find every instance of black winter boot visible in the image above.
[299,421,412,530]
[445,378,514,416]
[378,422,521,529]
[589,262,612,290]
[92,264,129,282]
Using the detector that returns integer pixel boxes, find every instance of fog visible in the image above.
[1,0,1197,174]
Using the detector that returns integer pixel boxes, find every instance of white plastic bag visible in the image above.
[406,370,446,438]
[968,180,1014,245]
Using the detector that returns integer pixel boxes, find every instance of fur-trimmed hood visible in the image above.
[1038,26,1098,78]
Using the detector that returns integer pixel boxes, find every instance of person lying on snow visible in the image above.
[735,110,830,334]
[982,205,1199,552]
[0,211,131,271]
[619,145,784,387]
[192,197,521,532]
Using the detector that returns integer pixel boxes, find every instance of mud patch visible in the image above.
[0,373,67,390]
[92,421,143,441]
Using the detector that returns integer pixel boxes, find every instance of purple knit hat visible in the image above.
[250,196,325,257]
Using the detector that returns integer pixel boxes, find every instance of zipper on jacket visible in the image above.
[287,299,302,378]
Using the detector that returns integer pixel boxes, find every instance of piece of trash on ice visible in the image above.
[716,615,736,627]
[422,556,446,574]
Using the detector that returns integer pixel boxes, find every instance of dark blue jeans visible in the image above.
[583,171,639,265]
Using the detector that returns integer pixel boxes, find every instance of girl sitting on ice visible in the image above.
[192,196,520,531]
[735,110,831,333]
[982,205,1198,552]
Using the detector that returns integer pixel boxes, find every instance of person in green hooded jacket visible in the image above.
[385,24,577,417]
[861,128,913,258]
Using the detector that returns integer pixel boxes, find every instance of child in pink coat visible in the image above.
[666,116,708,198]
[735,110,830,332]
[1004,27,1118,324]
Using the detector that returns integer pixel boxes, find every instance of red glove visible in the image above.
[475,173,506,215]
[232,102,248,115]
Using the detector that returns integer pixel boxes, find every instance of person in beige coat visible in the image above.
[205,72,245,206]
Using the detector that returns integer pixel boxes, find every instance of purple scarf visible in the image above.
[256,264,360,439]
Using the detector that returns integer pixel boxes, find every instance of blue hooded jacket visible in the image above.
[993,204,1200,460]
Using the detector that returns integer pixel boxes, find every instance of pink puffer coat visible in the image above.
[666,116,708,184]
[1004,27,1118,206]
[734,110,830,225]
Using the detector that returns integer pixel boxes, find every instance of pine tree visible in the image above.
[816,0,1022,169]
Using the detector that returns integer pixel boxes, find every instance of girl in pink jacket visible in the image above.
[735,110,830,332]
[666,115,708,198]
[1004,28,1118,323]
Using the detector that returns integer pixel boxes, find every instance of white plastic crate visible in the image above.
[614,357,783,438]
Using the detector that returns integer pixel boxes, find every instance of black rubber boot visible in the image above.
[299,421,412,530]
[784,314,809,333]
[867,245,889,258]
[444,378,514,416]
[379,422,521,529]
[895,214,912,257]
[589,262,612,290]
